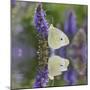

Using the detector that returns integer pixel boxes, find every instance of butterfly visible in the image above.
[47,24,70,80]
[48,24,69,49]
[48,55,69,80]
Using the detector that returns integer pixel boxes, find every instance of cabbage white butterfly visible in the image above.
[48,24,70,80]
[48,55,69,80]
[48,24,69,49]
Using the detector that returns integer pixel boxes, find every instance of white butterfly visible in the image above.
[47,24,70,80]
[48,55,69,80]
[48,24,69,49]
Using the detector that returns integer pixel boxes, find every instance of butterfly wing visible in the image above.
[48,24,69,49]
[48,55,69,80]
[48,55,62,80]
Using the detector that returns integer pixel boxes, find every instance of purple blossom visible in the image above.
[33,65,49,88]
[64,10,77,39]
[64,68,77,85]
[63,10,78,85]
[34,3,49,38]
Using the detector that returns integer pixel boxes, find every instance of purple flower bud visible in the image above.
[64,10,77,39]
[34,3,49,38]
[64,68,77,85]
[33,65,49,88]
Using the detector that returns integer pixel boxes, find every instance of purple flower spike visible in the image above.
[64,10,77,39]
[64,68,77,85]
[33,65,49,88]
[33,3,49,88]
[34,3,49,38]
